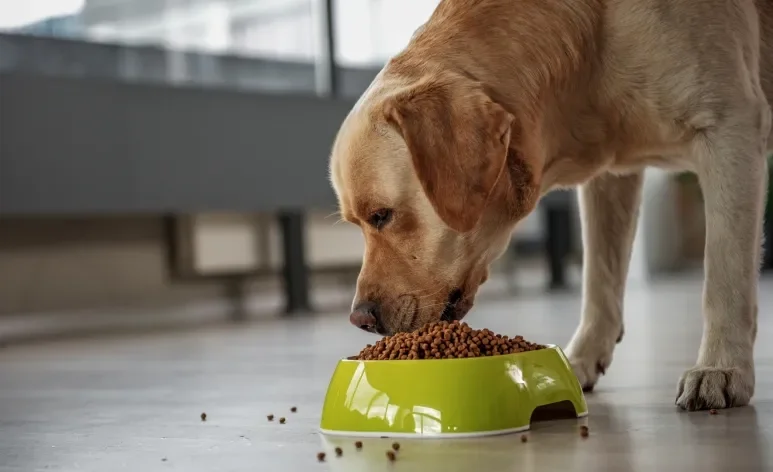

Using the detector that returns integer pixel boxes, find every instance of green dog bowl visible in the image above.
[319,345,587,438]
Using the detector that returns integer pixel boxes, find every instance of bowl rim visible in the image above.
[319,411,587,439]
[319,425,531,439]
[340,344,559,363]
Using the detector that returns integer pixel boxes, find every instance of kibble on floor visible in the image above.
[354,441,363,450]
[290,407,297,413]
[200,412,207,422]
[267,414,274,421]
[521,434,528,443]
[580,425,590,438]
[391,442,400,451]
[279,417,286,424]
[386,451,396,462]
[334,447,343,457]
[353,320,544,360]
[316,452,326,463]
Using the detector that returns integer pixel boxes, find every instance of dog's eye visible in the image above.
[367,208,393,230]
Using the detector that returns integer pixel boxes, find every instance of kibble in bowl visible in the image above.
[320,321,588,438]
[353,321,545,361]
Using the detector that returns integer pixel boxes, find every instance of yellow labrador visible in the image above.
[329,0,772,411]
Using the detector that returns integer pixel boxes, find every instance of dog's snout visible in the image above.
[349,301,380,332]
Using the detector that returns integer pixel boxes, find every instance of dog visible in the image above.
[328,0,772,411]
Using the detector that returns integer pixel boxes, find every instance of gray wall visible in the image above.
[0,34,384,215]
[0,73,355,215]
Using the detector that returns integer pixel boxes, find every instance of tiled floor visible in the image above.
[2,276,773,471]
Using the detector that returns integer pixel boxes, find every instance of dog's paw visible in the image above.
[564,328,618,392]
[566,349,612,392]
[676,366,754,411]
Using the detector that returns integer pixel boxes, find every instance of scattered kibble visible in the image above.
[580,425,589,438]
[291,406,298,413]
[161,458,167,462]
[200,412,207,422]
[267,414,275,421]
[709,409,718,415]
[335,447,343,457]
[353,320,545,360]
[279,417,286,424]
[520,434,528,443]
[391,442,400,451]
[317,452,326,462]
[386,450,397,462]
[355,441,363,450]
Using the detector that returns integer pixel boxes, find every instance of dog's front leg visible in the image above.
[565,171,644,391]
[675,109,769,410]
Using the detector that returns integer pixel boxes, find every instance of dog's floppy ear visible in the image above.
[383,76,514,233]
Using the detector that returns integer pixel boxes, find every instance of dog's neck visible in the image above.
[388,0,604,197]
[390,0,601,117]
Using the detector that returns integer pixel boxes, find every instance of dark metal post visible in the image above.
[279,211,312,313]
[764,162,773,271]
[764,211,773,271]
[225,275,249,321]
[542,193,574,290]
[322,0,339,96]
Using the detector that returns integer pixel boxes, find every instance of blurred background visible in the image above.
[1,0,772,344]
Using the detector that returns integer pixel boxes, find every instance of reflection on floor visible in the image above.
[1,276,772,471]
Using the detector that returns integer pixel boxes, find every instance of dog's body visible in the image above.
[329,0,772,411]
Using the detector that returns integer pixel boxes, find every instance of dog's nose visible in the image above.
[349,302,379,332]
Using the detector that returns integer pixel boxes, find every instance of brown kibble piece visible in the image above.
[334,447,343,457]
[520,434,528,443]
[279,417,286,424]
[580,425,589,438]
[355,441,363,450]
[709,409,718,415]
[391,442,400,451]
[353,320,545,360]
[200,412,207,422]
[267,414,274,421]
[317,452,326,462]
[386,450,397,461]
[290,407,297,413]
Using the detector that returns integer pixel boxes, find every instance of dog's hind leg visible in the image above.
[565,171,644,391]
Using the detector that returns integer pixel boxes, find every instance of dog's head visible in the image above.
[330,71,540,335]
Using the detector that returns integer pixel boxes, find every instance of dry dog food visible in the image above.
[391,442,400,451]
[290,407,297,413]
[353,320,545,360]
[279,417,286,424]
[386,450,397,462]
[355,441,363,450]
[580,425,589,438]
[267,414,274,421]
[520,434,528,443]
[317,452,326,462]
[200,412,207,422]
